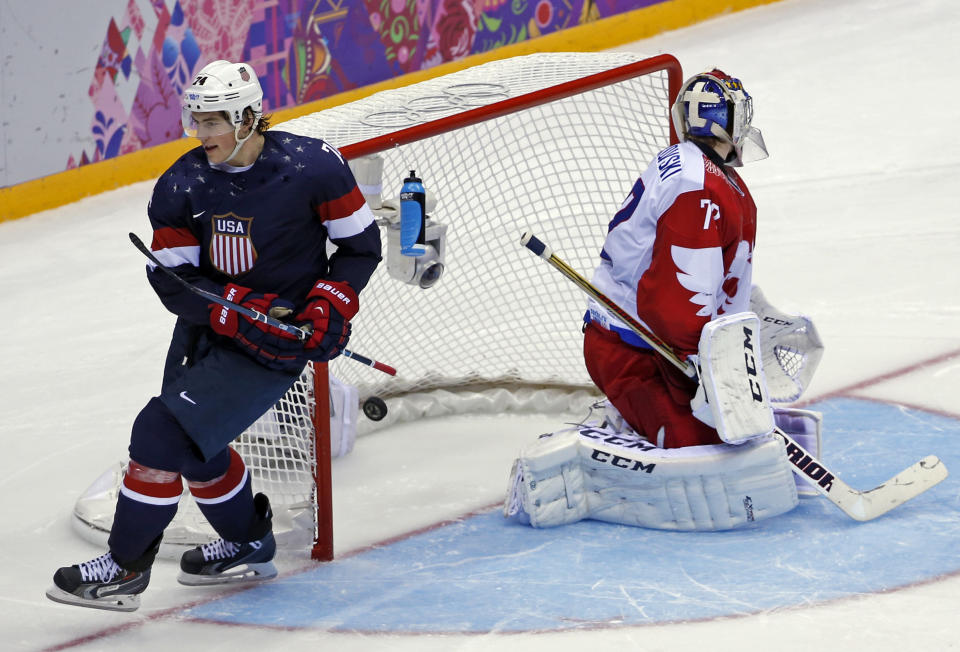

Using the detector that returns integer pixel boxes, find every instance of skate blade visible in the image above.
[45,585,141,612]
[177,561,278,587]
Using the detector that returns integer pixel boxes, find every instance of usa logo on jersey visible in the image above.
[210,213,257,276]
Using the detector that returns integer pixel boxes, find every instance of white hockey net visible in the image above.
[291,51,681,425]
[72,52,682,556]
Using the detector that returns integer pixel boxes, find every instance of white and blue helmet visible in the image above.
[181,60,263,138]
[671,69,768,166]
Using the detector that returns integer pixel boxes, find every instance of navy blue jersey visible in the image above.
[146,131,382,324]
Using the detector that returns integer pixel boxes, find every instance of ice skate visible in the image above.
[177,532,277,586]
[46,551,149,612]
[178,492,277,586]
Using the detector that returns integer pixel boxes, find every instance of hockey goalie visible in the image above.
[504,68,826,532]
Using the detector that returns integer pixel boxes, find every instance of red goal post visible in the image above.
[71,52,683,562]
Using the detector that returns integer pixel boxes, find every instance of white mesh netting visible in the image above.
[284,52,678,405]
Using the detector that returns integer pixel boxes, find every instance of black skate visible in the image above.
[178,493,277,586]
[46,552,150,612]
[178,533,277,586]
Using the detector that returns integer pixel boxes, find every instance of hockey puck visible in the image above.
[362,396,388,421]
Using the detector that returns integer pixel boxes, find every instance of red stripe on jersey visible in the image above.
[152,226,199,250]
[122,463,183,499]
[315,185,365,223]
[187,448,247,500]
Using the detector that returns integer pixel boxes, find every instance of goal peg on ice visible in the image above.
[129,232,396,376]
[518,229,947,522]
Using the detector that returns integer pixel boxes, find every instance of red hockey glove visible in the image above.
[209,283,305,371]
[295,280,358,362]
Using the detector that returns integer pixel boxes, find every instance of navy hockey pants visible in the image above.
[133,319,302,468]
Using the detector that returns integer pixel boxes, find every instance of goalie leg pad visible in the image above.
[505,422,798,531]
[503,429,589,528]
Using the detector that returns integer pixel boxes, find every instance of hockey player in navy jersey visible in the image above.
[583,69,768,450]
[46,60,381,611]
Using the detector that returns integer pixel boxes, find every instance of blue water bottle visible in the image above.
[400,170,427,256]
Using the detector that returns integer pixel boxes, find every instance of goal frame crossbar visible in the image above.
[337,54,683,161]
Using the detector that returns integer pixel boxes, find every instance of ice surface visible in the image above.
[2,0,960,649]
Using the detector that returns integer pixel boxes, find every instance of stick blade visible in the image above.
[836,455,948,521]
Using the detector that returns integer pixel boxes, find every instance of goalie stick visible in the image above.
[129,232,397,376]
[520,230,947,521]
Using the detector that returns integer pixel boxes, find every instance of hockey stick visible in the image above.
[520,230,948,521]
[129,232,397,376]
[521,232,696,379]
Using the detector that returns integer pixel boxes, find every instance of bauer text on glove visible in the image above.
[295,280,358,362]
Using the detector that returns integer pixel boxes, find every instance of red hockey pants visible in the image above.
[583,323,721,449]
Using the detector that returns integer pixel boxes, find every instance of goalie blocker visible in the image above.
[690,311,775,444]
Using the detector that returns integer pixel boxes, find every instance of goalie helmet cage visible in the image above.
[71,52,682,561]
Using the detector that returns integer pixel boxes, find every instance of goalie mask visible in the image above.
[671,69,768,167]
[181,60,263,160]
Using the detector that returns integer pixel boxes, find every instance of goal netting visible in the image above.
[311,51,680,424]
[72,52,682,559]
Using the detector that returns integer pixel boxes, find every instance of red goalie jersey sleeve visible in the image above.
[589,141,757,357]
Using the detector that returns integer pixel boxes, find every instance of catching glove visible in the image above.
[209,283,305,371]
[295,280,358,362]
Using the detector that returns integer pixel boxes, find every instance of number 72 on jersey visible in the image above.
[700,199,721,229]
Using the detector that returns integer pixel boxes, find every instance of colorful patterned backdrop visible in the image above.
[68,0,662,170]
